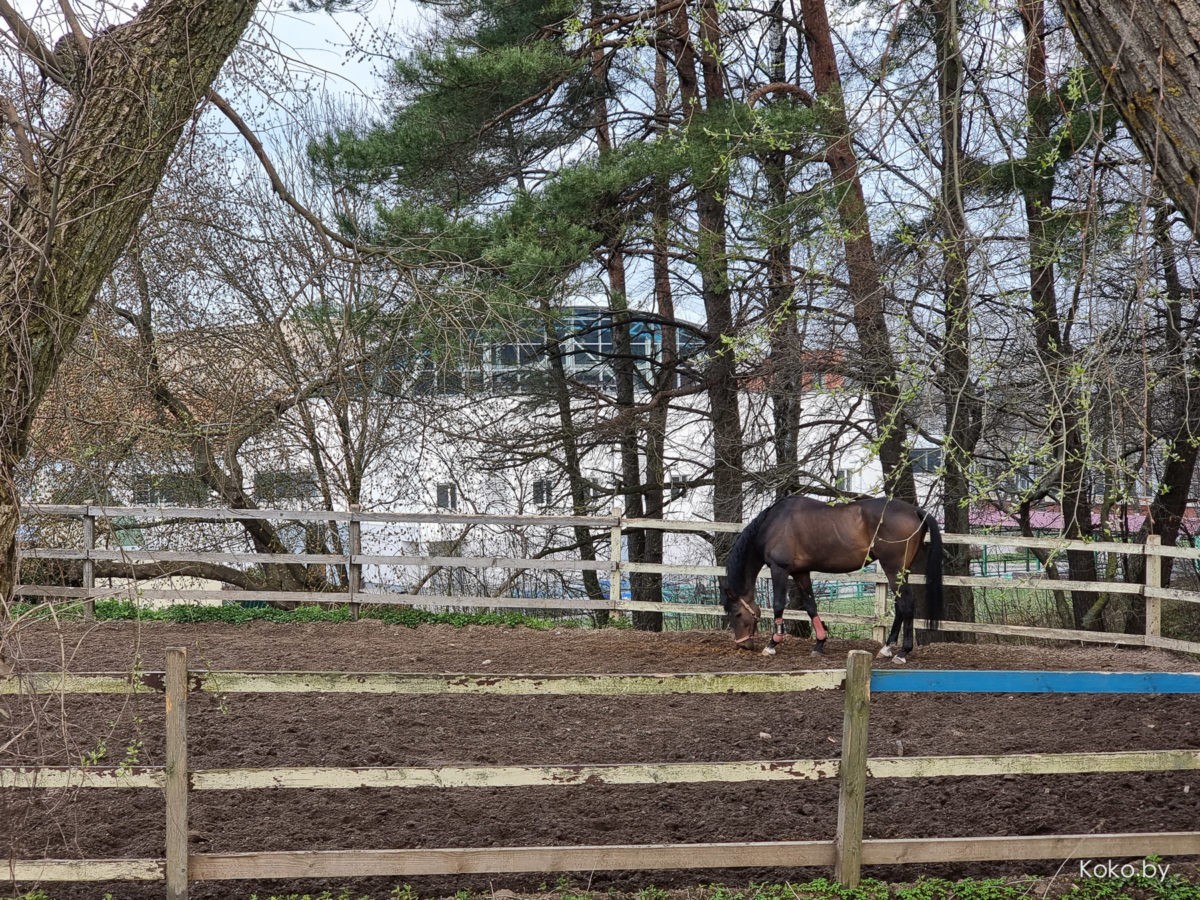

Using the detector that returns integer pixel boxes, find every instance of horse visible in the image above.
[718,495,944,664]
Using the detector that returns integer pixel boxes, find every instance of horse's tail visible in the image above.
[922,512,944,631]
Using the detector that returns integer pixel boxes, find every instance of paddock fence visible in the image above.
[11,504,1200,655]
[4,650,1200,898]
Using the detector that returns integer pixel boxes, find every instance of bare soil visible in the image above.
[3,621,1200,899]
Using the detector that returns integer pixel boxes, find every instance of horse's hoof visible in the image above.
[892,655,907,666]
[877,645,894,659]
[761,645,777,657]
[810,640,825,656]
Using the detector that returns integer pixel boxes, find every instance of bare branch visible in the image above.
[0,95,38,188]
[746,81,814,108]
[55,0,88,54]
[0,0,69,86]
[206,89,363,257]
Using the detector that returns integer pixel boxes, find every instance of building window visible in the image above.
[909,448,943,475]
[436,482,458,510]
[254,470,318,503]
[836,468,853,493]
[532,478,553,509]
[669,476,688,500]
[133,473,209,506]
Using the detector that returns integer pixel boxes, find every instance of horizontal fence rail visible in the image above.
[11,504,1200,655]
[0,669,847,697]
[4,651,1200,896]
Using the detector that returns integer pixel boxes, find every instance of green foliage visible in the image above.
[892,877,1032,900]
[8,874,1200,900]
[370,99,822,304]
[979,66,1114,198]
[12,597,568,630]
[310,0,586,206]
[1071,863,1200,900]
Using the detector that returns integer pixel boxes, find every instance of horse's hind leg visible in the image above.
[878,608,903,660]
[876,568,907,662]
[893,584,917,665]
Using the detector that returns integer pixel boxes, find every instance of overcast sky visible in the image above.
[260,1,423,110]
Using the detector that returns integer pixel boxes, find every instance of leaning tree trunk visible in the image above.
[1059,0,1200,236]
[1055,0,1200,619]
[799,0,917,505]
[0,1,258,614]
[666,0,745,559]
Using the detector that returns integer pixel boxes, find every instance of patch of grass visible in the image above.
[7,875,1200,900]
[8,598,570,631]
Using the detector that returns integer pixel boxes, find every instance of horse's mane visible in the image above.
[724,501,778,594]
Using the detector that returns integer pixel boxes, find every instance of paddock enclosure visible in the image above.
[3,622,1200,900]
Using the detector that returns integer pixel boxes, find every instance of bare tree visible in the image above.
[1,1,257,664]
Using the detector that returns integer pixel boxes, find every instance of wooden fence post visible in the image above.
[608,501,624,613]
[872,581,888,644]
[348,505,362,622]
[1145,534,1162,643]
[834,649,871,887]
[165,647,189,900]
[82,503,95,621]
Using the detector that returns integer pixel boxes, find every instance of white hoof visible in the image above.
[761,645,777,656]
[892,655,907,666]
[877,645,893,659]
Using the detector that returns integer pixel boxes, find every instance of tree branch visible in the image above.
[207,89,378,257]
[55,0,88,53]
[0,95,38,188]
[746,81,815,108]
[0,0,69,86]
[94,560,265,592]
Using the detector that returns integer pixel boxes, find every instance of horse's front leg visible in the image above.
[797,572,827,655]
[762,566,790,656]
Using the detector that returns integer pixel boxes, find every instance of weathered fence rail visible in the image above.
[12,504,1200,655]
[4,650,1200,896]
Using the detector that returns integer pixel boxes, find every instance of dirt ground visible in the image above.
[3,621,1200,900]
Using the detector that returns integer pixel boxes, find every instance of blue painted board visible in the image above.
[870,669,1200,694]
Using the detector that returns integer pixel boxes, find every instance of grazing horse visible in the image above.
[719,496,944,664]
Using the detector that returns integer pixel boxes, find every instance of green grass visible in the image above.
[7,598,568,630]
[8,873,1200,900]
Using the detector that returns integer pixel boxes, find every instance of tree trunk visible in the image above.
[798,0,916,504]
[667,0,744,558]
[1020,0,1097,628]
[1125,201,1200,596]
[1059,0,1200,236]
[935,0,979,632]
[542,315,608,622]
[764,0,803,500]
[0,1,257,615]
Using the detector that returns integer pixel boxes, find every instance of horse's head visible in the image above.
[718,576,760,649]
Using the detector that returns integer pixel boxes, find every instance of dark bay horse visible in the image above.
[719,496,944,664]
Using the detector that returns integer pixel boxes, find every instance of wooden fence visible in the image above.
[12,504,1200,655]
[4,650,1200,897]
